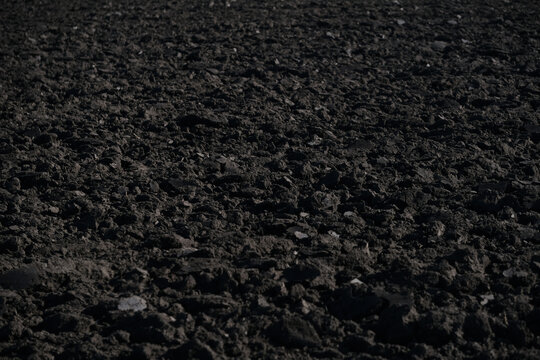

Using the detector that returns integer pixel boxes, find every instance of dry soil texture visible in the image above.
[1,0,539,359]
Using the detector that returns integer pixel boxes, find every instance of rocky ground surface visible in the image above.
[1,0,539,359]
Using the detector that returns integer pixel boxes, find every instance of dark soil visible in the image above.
[1,0,539,359]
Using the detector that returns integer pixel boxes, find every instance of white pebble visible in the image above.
[480,294,494,305]
[118,296,147,312]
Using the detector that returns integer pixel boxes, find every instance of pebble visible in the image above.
[350,278,364,285]
[431,40,449,51]
[149,181,160,193]
[294,231,309,240]
[328,230,340,239]
[49,206,60,214]
[300,299,311,314]
[256,295,271,308]
[118,296,147,312]
[480,294,494,306]
[178,247,199,256]
[396,19,406,25]
[502,268,528,278]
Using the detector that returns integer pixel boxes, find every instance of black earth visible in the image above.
[1,0,539,359]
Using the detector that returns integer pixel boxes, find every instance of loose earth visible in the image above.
[1,0,539,359]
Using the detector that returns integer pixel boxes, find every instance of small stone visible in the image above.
[328,230,340,239]
[118,296,147,312]
[498,206,516,220]
[149,181,160,193]
[431,40,449,51]
[396,19,406,25]
[427,220,446,237]
[289,284,306,299]
[181,200,192,208]
[480,294,494,306]
[49,206,60,214]
[344,211,355,217]
[503,268,528,278]
[350,278,364,285]
[362,241,371,257]
[300,299,311,314]
[299,212,309,218]
[294,231,309,240]
[178,247,199,256]
[256,295,271,308]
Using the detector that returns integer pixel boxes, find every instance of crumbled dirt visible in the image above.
[1,0,539,359]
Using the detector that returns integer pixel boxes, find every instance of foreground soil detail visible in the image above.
[1,0,539,359]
